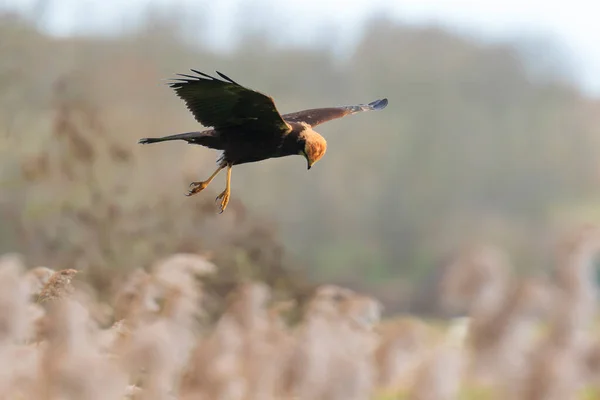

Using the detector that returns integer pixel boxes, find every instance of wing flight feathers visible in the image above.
[282,98,388,127]
[168,70,290,134]
[167,69,387,134]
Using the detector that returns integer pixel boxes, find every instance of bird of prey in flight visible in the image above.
[139,70,388,213]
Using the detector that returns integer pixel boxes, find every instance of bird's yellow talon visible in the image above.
[213,163,233,214]
[186,180,209,196]
[215,189,230,213]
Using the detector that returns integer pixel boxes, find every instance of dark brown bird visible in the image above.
[139,70,388,213]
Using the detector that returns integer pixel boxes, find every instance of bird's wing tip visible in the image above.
[368,98,388,110]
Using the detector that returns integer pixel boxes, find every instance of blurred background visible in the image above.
[2,0,600,315]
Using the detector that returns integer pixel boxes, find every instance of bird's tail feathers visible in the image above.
[138,131,204,145]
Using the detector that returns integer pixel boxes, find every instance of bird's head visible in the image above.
[299,130,327,170]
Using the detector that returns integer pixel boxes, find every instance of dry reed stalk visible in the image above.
[407,317,469,400]
[179,282,275,400]
[24,266,56,298]
[36,269,79,305]
[36,297,128,400]
[0,253,37,398]
[112,268,159,325]
[374,317,432,391]
[282,285,381,400]
[466,278,551,396]
[441,245,512,319]
[521,226,600,400]
[121,262,203,400]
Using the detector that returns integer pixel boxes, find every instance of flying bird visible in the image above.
[138,70,388,213]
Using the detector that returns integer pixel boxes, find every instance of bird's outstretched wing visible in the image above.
[168,70,291,135]
[282,98,388,128]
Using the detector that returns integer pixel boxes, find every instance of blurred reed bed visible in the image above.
[1,225,600,399]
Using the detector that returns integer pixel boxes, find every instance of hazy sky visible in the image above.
[5,0,600,96]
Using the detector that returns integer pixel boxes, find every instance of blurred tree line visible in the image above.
[1,6,599,312]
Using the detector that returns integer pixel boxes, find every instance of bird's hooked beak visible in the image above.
[302,150,313,170]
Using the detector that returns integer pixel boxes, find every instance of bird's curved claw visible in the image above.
[215,189,230,214]
[186,181,208,196]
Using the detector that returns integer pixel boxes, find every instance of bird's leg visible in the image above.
[215,164,232,213]
[186,165,224,196]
